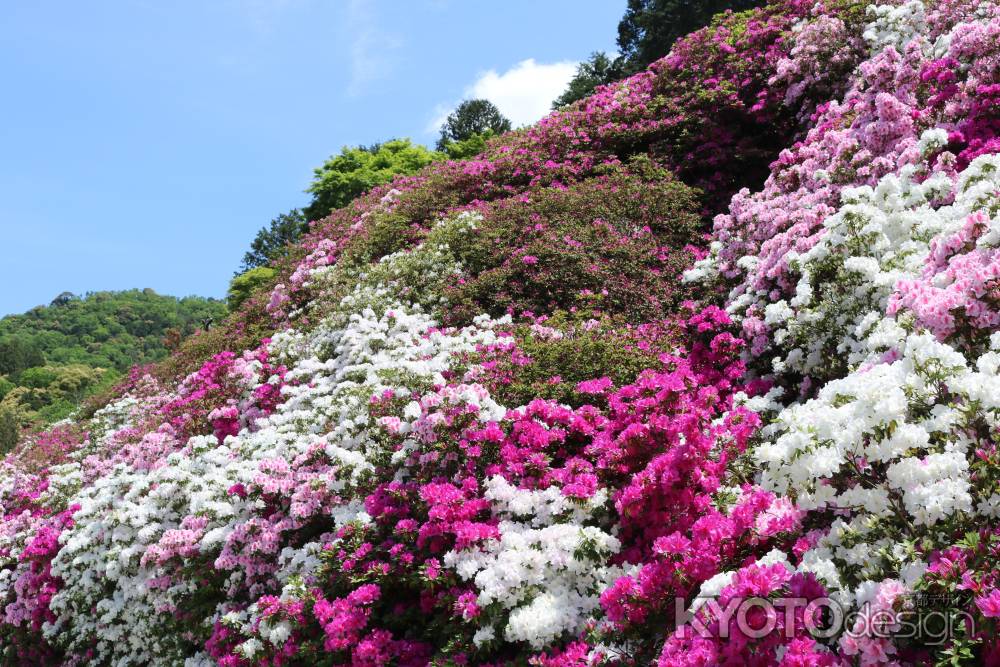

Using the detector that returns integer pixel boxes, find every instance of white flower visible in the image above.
[237,638,263,659]
[472,625,495,647]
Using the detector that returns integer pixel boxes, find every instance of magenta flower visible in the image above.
[977,589,1000,618]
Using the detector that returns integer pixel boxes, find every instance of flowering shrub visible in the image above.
[440,158,702,325]
[263,0,872,329]
[5,1,1000,665]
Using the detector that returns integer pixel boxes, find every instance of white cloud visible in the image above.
[426,103,454,135]
[428,58,578,133]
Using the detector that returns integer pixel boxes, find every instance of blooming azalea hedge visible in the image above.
[5,1,1000,665]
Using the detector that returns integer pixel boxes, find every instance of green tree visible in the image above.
[18,366,59,390]
[238,140,445,275]
[0,337,44,376]
[228,267,278,311]
[50,291,77,307]
[616,0,766,74]
[0,377,13,401]
[0,407,19,454]
[240,209,309,272]
[552,52,622,108]
[436,100,512,150]
[438,130,496,160]
[304,139,440,221]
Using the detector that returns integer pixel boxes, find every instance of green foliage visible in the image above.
[491,317,670,409]
[339,212,422,271]
[307,214,481,330]
[0,407,17,455]
[240,209,309,272]
[237,141,445,277]
[436,100,512,150]
[0,289,225,372]
[304,139,440,222]
[0,337,45,377]
[1,364,120,428]
[438,131,495,160]
[299,158,702,330]
[18,366,59,390]
[228,267,278,311]
[616,0,766,73]
[552,52,622,109]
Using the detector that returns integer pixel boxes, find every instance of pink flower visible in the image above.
[977,589,1000,618]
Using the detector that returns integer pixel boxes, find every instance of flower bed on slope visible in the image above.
[5,1,1000,666]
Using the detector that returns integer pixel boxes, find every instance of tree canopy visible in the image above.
[436,99,512,150]
[0,338,45,377]
[239,209,309,272]
[0,407,17,455]
[552,52,622,108]
[237,140,442,278]
[227,267,278,311]
[437,130,497,160]
[304,139,440,222]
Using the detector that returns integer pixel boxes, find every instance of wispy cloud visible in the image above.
[231,0,303,34]
[346,0,402,97]
[427,58,578,134]
[426,102,453,135]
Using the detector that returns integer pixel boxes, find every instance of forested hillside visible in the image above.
[4,1,1000,665]
[0,290,224,446]
[0,290,225,370]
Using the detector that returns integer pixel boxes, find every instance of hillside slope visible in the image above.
[4,1,1000,665]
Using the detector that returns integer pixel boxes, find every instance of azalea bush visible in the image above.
[5,1,1000,665]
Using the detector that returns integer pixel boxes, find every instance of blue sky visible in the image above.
[0,0,624,317]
